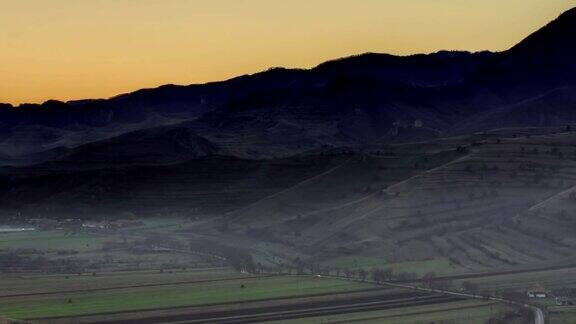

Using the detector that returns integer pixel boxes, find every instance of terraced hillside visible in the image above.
[229,128,576,271]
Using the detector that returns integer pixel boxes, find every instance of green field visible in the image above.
[0,274,372,319]
[0,230,106,251]
[550,308,576,324]
[0,268,236,296]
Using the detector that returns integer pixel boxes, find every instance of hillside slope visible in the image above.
[228,129,576,270]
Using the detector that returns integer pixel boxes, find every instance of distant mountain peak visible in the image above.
[559,6,576,18]
[509,7,576,56]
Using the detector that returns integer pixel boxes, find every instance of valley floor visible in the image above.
[0,268,522,324]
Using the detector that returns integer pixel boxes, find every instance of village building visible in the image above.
[527,285,549,298]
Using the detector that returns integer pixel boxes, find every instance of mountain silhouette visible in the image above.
[508,7,576,67]
[1,8,575,161]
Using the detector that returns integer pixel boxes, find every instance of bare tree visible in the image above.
[422,271,437,288]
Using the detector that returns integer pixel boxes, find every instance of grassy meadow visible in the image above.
[0,273,371,319]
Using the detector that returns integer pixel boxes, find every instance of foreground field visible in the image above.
[550,309,576,324]
[280,299,514,324]
[0,267,531,324]
[0,268,238,297]
[0,272,371,320]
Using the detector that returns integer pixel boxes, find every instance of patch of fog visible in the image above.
[0,226,36,233]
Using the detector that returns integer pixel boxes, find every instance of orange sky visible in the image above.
[1,0,576,105]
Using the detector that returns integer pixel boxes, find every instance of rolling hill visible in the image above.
[226,129,576,270]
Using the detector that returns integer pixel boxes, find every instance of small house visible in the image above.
[527,290,547,298]
[527,286,548,298]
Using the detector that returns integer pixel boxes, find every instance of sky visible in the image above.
[1,0,576,105]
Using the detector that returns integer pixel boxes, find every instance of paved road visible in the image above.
[534,306,545,324]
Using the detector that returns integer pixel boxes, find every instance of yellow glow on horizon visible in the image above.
[1,0,576,105]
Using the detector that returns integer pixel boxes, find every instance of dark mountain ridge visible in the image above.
[1,8,576,161]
